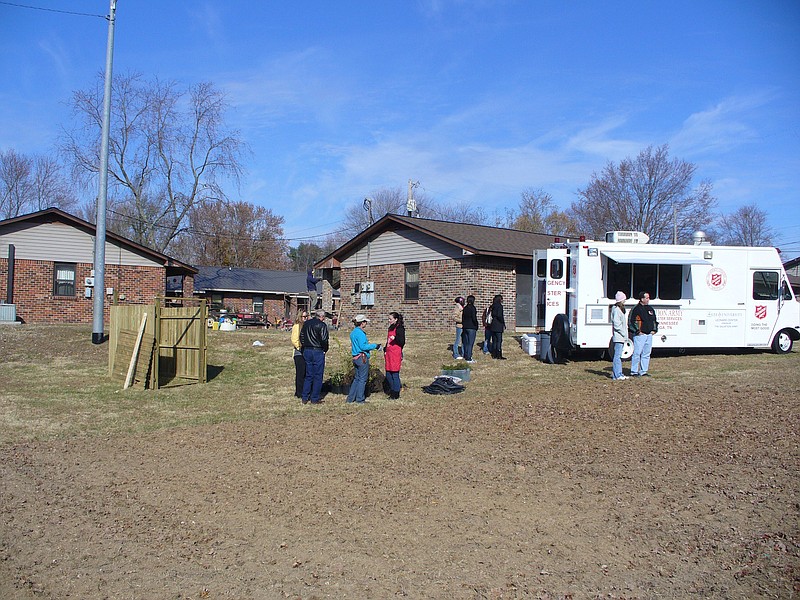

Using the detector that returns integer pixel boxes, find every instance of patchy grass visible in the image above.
[1,324,798,444]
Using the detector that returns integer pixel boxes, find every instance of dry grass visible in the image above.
[1,323,798,445]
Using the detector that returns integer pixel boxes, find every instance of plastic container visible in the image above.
[538,332,551,362]
[521,333,539,356]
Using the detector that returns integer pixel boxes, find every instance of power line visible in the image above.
[104,206,349,245]
[0,0,106,19]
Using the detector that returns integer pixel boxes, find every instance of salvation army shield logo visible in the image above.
[706,268,727,291]
[755,305,767,320]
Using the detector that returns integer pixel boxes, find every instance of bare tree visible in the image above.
[342,187,407,236]
[506,188,580,236]
[62,73,245,253]
[0,149,75,219]
[572,145,717,243]
[172,200,289,268]
[342,186,490,236]
[425,199,489,225]
[716,203,774,246]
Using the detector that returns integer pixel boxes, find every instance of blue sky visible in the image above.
[1,1,799,255]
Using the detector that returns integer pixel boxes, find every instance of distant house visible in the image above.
[0,208,197,324]
[315,214,557,331]
[784,255,800,295]
[193,266,332,321]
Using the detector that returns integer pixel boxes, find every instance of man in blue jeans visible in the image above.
[347,314,381,404]
[299,309,329,403]
[628,291,658,377]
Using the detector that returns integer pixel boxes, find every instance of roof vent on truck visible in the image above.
[605,231,649,244]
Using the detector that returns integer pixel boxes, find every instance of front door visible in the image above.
[747,270,780,346]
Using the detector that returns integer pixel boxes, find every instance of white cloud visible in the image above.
[670,92,774,156]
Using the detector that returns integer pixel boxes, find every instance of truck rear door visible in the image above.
[532,248,568,331]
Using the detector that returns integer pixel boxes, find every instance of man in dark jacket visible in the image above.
[299,309,329,403]
[306,269,321,309]
[628,291,658,377]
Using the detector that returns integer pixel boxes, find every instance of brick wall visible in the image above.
[339,256,518,331]
[0,258,165,324]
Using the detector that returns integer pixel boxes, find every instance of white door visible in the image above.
[532,249,569,331]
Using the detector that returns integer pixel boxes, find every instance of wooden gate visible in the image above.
[109,298,207,389]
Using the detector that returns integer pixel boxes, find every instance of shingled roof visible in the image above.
[194,267,311,295]
[317,214,558,267]
[0,207,197,275]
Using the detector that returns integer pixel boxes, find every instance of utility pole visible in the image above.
[407,179,419,217]
[92,0,117,344]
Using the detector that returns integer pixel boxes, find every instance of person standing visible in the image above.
[299,309,329,404]
[489,294,507,359]
[482,299,492,354]
[290,309,309,398]
[461,295,479,363]
[628,291,659,377]
[347,314,381,404]
[384,312,406,399]
[306,268,321,310]
[452,296,465,359]
[610,291,629,381]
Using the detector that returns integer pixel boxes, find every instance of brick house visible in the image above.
[315,215,556,331]
[193,266,333,322]
[0,208,197,324]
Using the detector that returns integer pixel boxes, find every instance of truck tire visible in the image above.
[771,329,794,354]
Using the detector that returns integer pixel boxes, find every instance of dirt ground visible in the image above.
[1,327,798,599]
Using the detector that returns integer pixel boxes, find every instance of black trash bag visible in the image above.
[422,375,466,395]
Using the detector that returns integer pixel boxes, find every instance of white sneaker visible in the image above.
[455,356,464,360]
[613,375,628,381]
[466,359,477,364]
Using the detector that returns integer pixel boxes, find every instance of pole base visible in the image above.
[92,332,106,345]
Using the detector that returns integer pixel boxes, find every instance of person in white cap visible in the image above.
[347,314,381,404]
[611,291,629,380]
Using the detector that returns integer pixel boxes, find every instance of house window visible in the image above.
[210,293,223,310]
[53,263,76,296]
[404,263,419,301]
[253,295,264,314]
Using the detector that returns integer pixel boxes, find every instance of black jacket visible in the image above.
[489,301,506,333]
[300,317,329,352]
[462,303,479,330]
[629,303,658,336]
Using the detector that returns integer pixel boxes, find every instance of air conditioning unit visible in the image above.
[605,231,649,244]
[0,303,16,322]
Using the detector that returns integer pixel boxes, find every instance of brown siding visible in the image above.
[0,258,165,324]
[339,256,518,331]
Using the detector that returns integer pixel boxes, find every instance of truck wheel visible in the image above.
[771,330,794,354]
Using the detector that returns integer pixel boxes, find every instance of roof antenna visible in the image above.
[407,179,419,217]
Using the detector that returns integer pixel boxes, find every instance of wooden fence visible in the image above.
[109,298,207,389]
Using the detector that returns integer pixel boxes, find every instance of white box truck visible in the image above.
[533,231,800,359]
